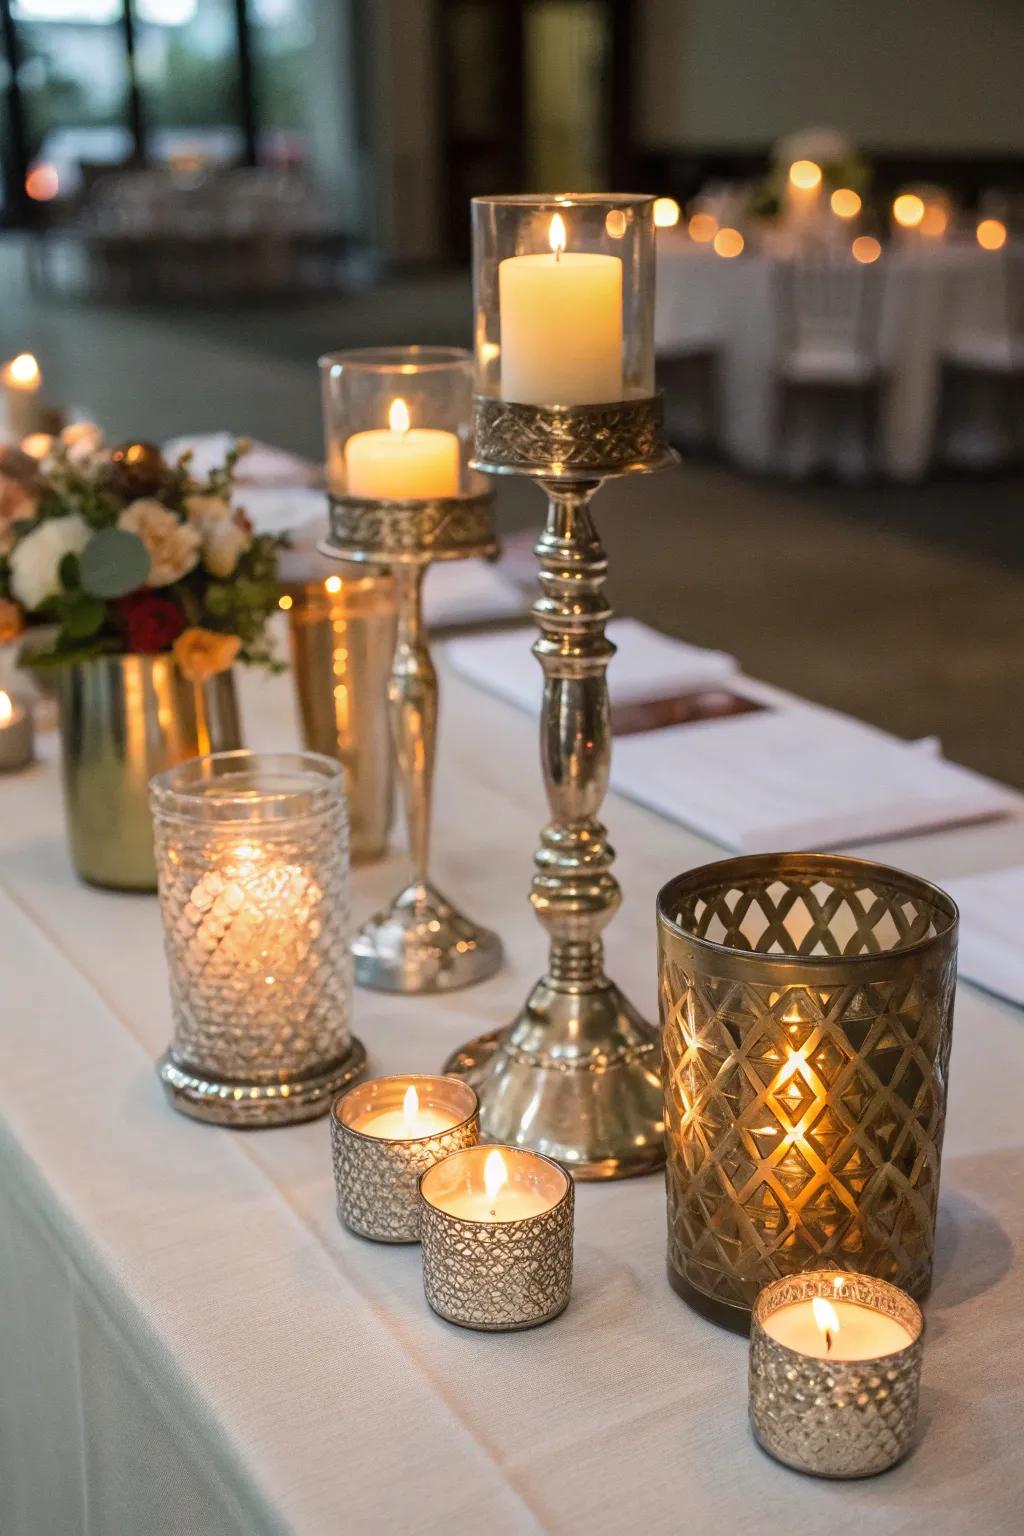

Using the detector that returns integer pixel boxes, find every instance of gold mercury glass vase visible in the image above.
[57,653,242,892]
[657,852,958,1331]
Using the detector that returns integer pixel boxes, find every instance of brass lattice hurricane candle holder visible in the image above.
[319,347,502,993]
[657,853,958,1330]
[445,194,677,1178]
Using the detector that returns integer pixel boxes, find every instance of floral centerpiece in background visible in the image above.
[0,424,280,680]
[0,425,283,891]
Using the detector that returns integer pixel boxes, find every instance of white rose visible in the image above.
[185,493,232,526]
[9,513,91,611]
[118,499,200,587]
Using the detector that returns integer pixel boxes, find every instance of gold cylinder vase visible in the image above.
[58,653,241,892]
[657,853,958,1331]
[283,569,396,864]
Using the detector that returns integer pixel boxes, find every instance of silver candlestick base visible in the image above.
[322,483,503,994]
[444,396,677,1179]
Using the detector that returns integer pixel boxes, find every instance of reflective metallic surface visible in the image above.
[285,569,396,864]
[658,853,958,1328]
[750,1270,924,1478]
[446,402,677,1178]
[58,654,241,891]
[322,488,503,993]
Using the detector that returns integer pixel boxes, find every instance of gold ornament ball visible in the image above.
[108,441,167,499]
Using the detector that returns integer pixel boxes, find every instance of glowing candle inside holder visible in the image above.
[1,353,44,442]
[0,689,33,771]
[418,1145,574,1330]
[498,212,623,405]
[749,1270,925,1478]
[344,397,460,501]
[331,1075,480,1242]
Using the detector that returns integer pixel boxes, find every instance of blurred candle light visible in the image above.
[713,227,744,259]
[25,163,60,202]
[789,160,823,191]
[976,217,1007,251]
[653,197,681,229]
[19,430,54,461]
[688,211,718,244]
[851,235,882,264]
[1,353,44,442]
[830,188,861,219]
[604,208,628,238]
[893,193,925,229]
[920,203,948,238]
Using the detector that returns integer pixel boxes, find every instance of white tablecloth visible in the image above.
[2,655,1023,1534]
[656,236,1009,478]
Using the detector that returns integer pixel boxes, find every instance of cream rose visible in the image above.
[8,513,90,611]
[184,493,232,527]
[201,515,252,578]
[118,499,200,587]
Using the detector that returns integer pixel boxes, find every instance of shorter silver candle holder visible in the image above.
[749,1271,925,1479]
[0,689,34,771]
[330,1075,479,1242]
[418,1145,574,1331]
[321,484,503,993]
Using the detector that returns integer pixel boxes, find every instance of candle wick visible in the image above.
[825,1330,832,1353]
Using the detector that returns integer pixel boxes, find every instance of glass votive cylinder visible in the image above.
[0,688,34,770]
[331,1075,479,1242]
[151,750,362,1126]
[320,346,474,500]
[280,565,396,864]
[657,853,958,1330]
[750,1270,924,1478]
[418,1146,574,1331]
[470,193,656,407]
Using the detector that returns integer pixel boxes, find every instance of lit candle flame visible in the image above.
[388,397,410,435]
[403,1083,420,1130]
[0,691,12,725]
[549,212,567,260]
[8,353,39,387]
[812,1296,841,1353]
[324,574,342,594]
[484,1148,507,1207]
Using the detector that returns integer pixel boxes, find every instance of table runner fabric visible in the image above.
[2,659,1024,1534]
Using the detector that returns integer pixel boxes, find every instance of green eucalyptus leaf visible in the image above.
[62,593,106,640]
[58,552,81,590]
[80,528,150,599]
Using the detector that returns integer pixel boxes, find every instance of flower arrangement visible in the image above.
[0,426,281,681]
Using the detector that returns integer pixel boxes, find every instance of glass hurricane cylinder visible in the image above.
[151,750,364,1126]
[657,853,958,1330]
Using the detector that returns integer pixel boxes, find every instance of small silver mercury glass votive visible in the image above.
[419,1145,574,1331]
[331,1075,479,1242]
[749,1270,925,1478]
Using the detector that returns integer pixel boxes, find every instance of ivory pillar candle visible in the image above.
[344,398,460,500]
[498,213,622,405]
[1,354,44,443]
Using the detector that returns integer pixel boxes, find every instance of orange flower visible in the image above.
[172,626,241,683]
[0,598,24,644]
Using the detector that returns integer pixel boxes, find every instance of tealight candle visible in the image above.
[749,1270,925,1479]
[0,689,34,771]
[418,1145,574,1330]
[331,1075,479,1242]
[344,397,460,501]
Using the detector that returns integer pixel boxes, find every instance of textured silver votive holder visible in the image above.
[418,1146,574,1331]
[749,1271,925,1479]
[331,1075,479,1242]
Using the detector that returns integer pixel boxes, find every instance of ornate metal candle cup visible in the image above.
[319,346,502,994]
[750,1270,925,1478]
[151,750,365,1126]
[419,1145,574,1330]
[445,194,677,1179]
[657,853,958,1330]
[280,564,396,864]
[330,1075,479,1242]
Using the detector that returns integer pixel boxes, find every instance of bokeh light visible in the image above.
[789,160,822,191]
[976,218,1007,251]
[713,227,744,259]
[920,203,948,237]
[653,197,681,229]
[830,188,862,219]
[892,193,925,229]
[25,163,60,202]
[688,212,718,243]
[851,235,882,264]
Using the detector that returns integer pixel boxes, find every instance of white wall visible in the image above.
[636,0,1024,154]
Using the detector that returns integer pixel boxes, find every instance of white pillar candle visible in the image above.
[1,354,44,443]
[762,1290,915,1361]
[498,212,622,406]
[344,397,460,500]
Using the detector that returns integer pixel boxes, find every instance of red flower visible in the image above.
[115,590,187,654]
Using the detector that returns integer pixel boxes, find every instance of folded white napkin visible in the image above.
[610,704,1014,852]
[945,866,1024,1009]
[163,432,322,488]
[444,619,737,710]
[424,561,525,629]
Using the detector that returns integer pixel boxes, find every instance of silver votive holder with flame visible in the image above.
[418,1145,574,1331]
[330,1075,479,1242]
[749,1270,925,1479]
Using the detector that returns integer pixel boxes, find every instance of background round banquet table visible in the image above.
[2,636,1024,1535]
[655,234,1010,479]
